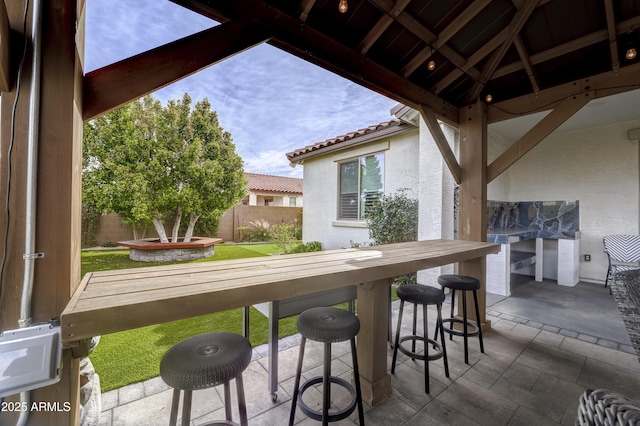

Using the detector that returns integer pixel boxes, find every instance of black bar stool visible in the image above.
[391,284,449,394]
[160,332,252,426]
[289,307,365,426]
[437,274,485,364]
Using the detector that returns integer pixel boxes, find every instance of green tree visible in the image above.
[83,94,246,243]
[360,153,384,218]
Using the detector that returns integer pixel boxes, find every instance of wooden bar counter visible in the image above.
[61,239,499,405]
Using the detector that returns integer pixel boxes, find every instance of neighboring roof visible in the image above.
[245,173,303,194]
[286,119,417,163]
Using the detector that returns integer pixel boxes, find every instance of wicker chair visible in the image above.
[576,389,640,425]
[603,235,640,288]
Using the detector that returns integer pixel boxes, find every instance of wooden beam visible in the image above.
[493,15,640,79]
[0,0,10,91]
[458,101,490,329]
[514,35,539,94]
[435,0,493,50]
[83,18,270,121]
[168,0,460,124]
[434,0,549,95]
[299,0,316,21]
[360,0,411,54]
[604,0,619,72]
[402,45,433,77]
[1,0,84,423]
[487,92,592,181]
[369,0,481,81]
[488,61,640,123]
[434,29,508,95]
[237,2,460,124]
[467,0,540,103]
[418,104,461,184]
[403,0,492,77]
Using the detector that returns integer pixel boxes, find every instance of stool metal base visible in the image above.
[396,335,445,362]
[391,299,449,394]
[168,377,247,426]
[289,308,365,426]
[298,375,358,423]
[436,287,485,364]
[440,318,480,338]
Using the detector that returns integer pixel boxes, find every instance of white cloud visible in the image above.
[85,1,399,178]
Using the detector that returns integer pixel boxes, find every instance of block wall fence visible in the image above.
[90,205,302,247]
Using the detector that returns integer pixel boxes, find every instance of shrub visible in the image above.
[365,188,418,285]
[248,219,272,241]
[365,188,418,245]
[236,225,250,242]
[272,222,297,253]
[285,241,322,254]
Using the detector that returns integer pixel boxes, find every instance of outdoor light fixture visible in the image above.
[624,32,637,60]
[427,60,436,71]
[338,0,348,13]
[485,93,493,103]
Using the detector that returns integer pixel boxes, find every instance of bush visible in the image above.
[248,219,272,241]
[272,222,297,253]
[365,188,418,245]
[286,241,322,254]
[365,188,418,285]
[236,225,250,242]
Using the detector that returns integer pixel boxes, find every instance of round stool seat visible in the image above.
[160,332,252,391]
[296,307,360,343]
[438,274,480,291]
[397,284,445,305]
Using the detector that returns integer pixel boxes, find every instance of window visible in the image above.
[338,152,384,220]
[289,197,297,207]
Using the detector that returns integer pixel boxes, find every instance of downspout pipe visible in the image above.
[18,0,43,424]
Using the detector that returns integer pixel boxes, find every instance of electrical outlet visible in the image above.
[584,254,591,261]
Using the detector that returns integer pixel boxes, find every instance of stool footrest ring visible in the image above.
[441,318,480,337]
[397,335,444,361]
[297,376,357,423]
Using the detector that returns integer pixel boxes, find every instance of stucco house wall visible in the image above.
[295,110,639,284]
[492,118,640,283]
[301,128,419,249]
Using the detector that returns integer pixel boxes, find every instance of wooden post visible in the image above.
[0,0,84,424]
[458,101,490,330]
[356,279,392,405]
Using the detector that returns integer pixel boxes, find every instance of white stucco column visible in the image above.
[417,117,457,286]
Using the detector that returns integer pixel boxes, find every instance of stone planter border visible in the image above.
[117,237,223,262]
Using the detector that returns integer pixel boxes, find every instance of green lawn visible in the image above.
[86,243,305,392]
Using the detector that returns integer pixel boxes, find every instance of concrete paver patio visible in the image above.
[97,281,640,425]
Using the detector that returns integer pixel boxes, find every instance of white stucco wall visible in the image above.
[249,192,303,207]
[301,113,639,283]
[487,130,511,199]
[301,129,419,249]
[492,118,640,283]
[417,119,457,286]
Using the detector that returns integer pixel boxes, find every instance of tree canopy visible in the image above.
[83,93,246,243]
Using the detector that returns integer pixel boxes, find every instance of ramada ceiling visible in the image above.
[166,0,640,130]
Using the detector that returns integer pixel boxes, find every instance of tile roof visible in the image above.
[245,173,303,194]
[286,119,416,163]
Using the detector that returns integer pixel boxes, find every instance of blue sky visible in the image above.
[84,0,399,178]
